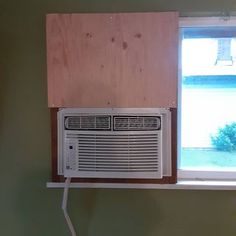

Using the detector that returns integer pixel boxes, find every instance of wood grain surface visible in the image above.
[46,12,178,108]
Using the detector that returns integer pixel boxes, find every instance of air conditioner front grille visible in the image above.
[65,116,111,130]
[66,133,160,174]
[114,116,161,131]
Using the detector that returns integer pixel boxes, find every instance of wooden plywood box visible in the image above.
[46,12,178,108]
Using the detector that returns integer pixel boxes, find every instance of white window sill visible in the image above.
[47,180,236,190]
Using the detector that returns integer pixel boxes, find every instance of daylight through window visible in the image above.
[180,26,236,172]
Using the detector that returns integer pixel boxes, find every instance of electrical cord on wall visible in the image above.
[62,178,77,236]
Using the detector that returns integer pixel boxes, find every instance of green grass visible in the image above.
[181,148,236,169]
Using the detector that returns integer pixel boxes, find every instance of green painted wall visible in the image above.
[1,0,236,235]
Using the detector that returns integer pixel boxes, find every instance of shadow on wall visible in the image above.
[14,170,98,236]
[0,35,9,139]
[0,72,4,136]
[88,189,162,236]
[14,170,162,236]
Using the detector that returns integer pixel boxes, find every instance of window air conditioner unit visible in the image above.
[58,108,172,179]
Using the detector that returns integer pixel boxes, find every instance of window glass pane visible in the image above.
[180,27,236,170]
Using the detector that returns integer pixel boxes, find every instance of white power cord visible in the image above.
[62,178,77,236]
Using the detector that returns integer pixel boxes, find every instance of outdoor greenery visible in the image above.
[211,122,236,152]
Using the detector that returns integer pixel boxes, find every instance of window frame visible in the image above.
[178,16,236,181]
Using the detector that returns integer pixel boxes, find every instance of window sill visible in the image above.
[47,180,236,190]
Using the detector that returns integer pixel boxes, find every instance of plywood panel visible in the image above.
[46,12,178,108]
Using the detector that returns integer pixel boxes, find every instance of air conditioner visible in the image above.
[58,108,172,179]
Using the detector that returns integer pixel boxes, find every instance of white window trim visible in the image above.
[178,16,236,181]
[179,16,236,28]
[46,181,236,190]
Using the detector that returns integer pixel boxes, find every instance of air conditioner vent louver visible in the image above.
[65,116,110,130]
[65,116,81,129]
[114,116,161,131]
